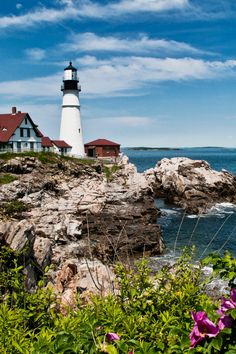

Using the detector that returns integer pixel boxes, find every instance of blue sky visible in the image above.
[1,0,236,147]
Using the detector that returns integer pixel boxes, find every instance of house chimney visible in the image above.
[18,111,21,114]
[12,107,17,115]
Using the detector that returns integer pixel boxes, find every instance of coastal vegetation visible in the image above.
[1,154,236,352]
[104,164,121,182]
[1,200,29,218]
[0,173,17,185]
[0,151,96,165]
[0,245,235,353]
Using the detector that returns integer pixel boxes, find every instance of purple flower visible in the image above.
[219,288,236,314]
[218,315,234,330]
[106,332,120,342]
[190,311,219,348]
[230,288,236,303]
[217,289,236,330]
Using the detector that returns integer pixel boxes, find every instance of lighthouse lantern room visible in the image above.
[59,61,84,156]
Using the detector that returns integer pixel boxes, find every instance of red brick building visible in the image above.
[84,139,120,158]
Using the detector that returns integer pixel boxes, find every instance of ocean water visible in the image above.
[122,147,236,258]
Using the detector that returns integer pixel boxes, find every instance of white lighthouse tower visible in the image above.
[59,61,85,156]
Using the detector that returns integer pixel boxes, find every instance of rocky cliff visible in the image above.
[145,157,236,214]
[0,154,164,306]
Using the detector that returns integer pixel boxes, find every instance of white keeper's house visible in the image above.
[0,107,43,153]
[0,107,71,155]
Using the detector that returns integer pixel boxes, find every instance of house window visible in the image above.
[27,128,30,137]
[20,128,24,137]
[25,118,28,125]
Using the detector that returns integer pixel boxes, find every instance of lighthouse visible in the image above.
[59,61,85,156]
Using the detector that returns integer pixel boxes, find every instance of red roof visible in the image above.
[41,136,53,147]
[0,112,41,142]
[35,128,44,138]
[52,140,72,148]
[84,139,120,147]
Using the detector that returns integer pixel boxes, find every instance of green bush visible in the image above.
[0,245,236,353]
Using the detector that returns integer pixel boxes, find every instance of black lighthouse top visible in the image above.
[61,61,81,92]
[64,61,77,72]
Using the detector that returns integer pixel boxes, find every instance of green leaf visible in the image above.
[211,335,223,351]
[105,344,118,354]
[230,308,236,320]
[221,327,232,334]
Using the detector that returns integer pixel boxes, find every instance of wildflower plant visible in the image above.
[1,245,236,353]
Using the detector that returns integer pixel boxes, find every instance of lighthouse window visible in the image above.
[78,128,80,133]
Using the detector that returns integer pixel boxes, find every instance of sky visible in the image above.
[1,0,236,147]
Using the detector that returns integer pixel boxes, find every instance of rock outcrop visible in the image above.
[145,157,236,213]
[0,154,164,303]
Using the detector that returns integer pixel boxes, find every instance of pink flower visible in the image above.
[106,332,120,342]
[190,311,219,348]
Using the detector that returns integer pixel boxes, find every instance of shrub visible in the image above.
[1,245,236,353]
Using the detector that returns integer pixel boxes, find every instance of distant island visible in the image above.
[125,147,181,151]
[125,146,226,151]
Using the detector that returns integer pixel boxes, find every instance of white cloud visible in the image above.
[0,0,189,30]
[0,5,78,29]
[25,48,46,61]
[1,56,236,99]
[110,0,188,13]
[16,3,23,10]
[65,32,205,56]
[0,74,60,98]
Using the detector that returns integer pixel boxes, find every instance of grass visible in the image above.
[0,174,17,185]
[104,164,121,182]
[2,200,29,218]
[0,151,97,165]
[60,155,97,165]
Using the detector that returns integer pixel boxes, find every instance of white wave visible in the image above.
[215,202,236,208]
[207,202,236,218]
[161,208,181,216]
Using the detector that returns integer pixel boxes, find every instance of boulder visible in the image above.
[144,157,236,213]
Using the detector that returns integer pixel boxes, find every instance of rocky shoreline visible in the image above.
[1,153,236,305]
[145,157,236,214]
[0,154,163,306]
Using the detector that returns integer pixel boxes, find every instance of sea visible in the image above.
[122,147,236,261]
